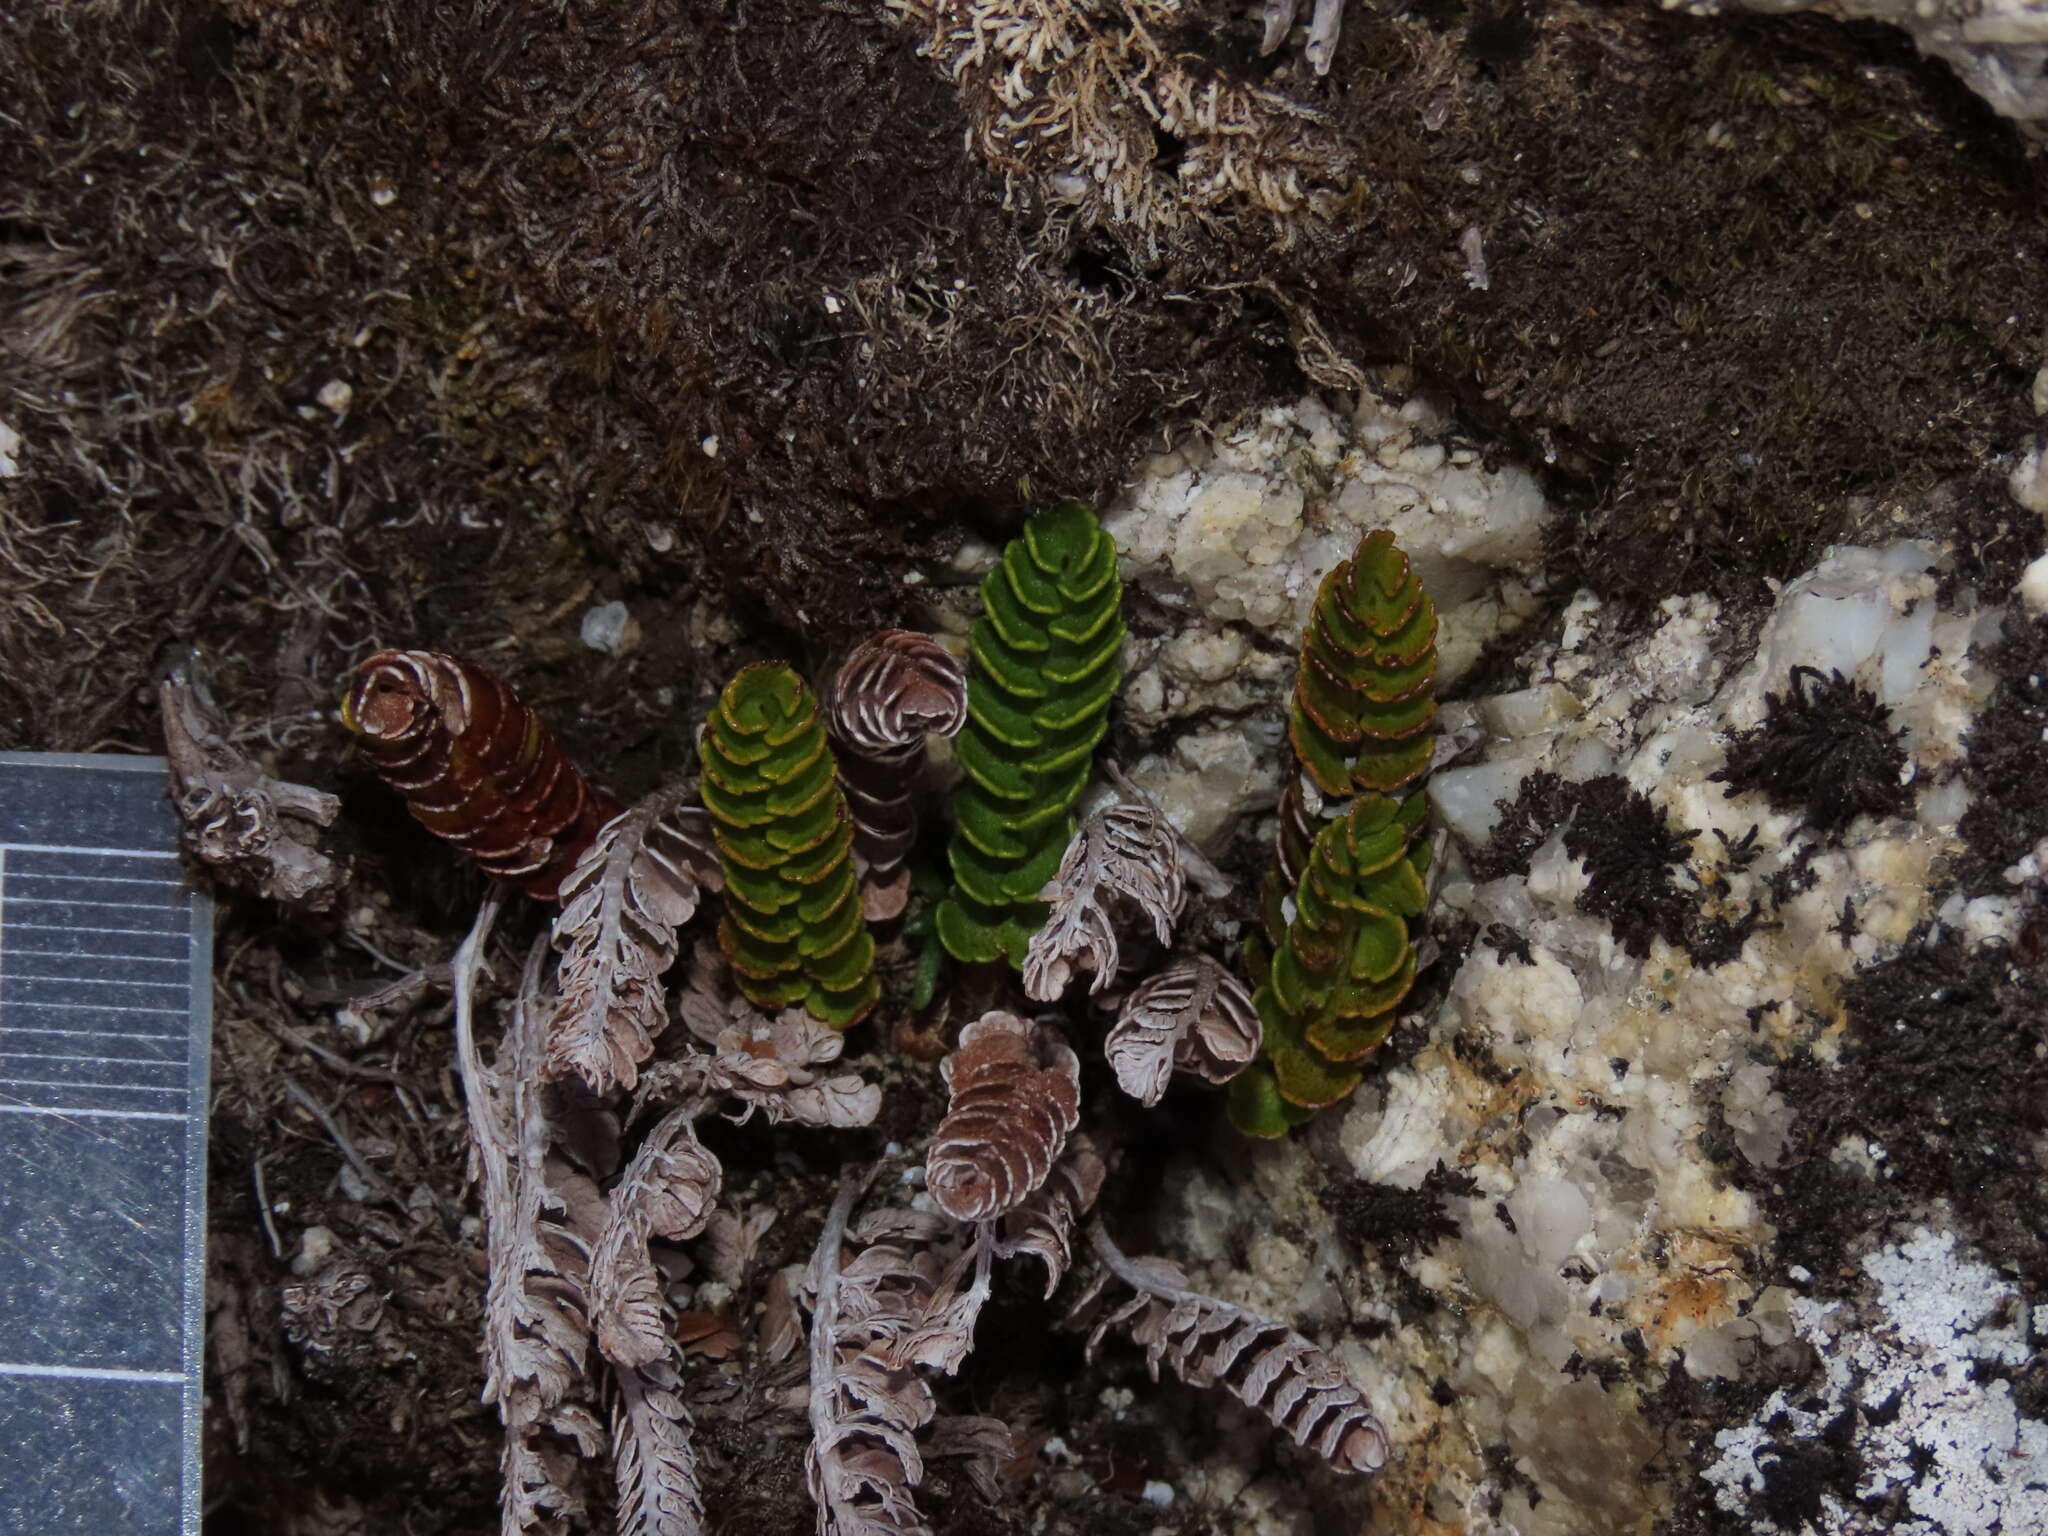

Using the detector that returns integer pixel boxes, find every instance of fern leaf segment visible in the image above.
[1287,530,1440,799]
[700,663,876,1028]
[937,501,1124,967]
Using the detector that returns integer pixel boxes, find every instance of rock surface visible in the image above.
[1124,390,2047,1533]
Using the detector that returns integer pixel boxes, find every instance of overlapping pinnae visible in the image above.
[926,1012,1081,1223]
[546,787,721,1094]
[825,630,968,921]
[1107,956,1261,1108]
[1089,1223,1388,1479]
[343,648,620,899]
[1022,799,1186,1002]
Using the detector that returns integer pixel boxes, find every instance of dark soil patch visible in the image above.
[1953,613,2048,895]
[1308,5,2046,606]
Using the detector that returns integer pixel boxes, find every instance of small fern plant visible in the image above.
[1289,529,1438,798]
[699,662,878,1028]
[1231,793,1432,1135]
[1232,529,1439,1137]
[936,500,1124,967]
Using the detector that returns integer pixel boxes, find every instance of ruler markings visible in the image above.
[0,1000,187,1016]
[0,1362,186,1384]
[0,1079,182,1095]
[0,757,209,1533]
[0,843,178,860]
[2,1056,187,1073]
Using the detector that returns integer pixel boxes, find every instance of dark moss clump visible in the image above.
[1560,776,1699,958]
[1473,773,1762,962]
[1712,666,1909,835]
[1469,769,1575,881]
[1315,9,2047,600]
[1953,613,2048,895]
[1320,1162,1478,1323]
[1751,929,2048,1294]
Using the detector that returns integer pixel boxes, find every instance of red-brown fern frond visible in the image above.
[824,630,968,921]
[342,649,620,899]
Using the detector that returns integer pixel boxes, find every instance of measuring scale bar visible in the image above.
[0,753,210,1534]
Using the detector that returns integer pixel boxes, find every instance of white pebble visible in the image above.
[2019,552,2048,617]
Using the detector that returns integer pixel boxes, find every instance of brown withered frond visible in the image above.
[161,672,343,909]
[994,1138,1105,1299]
[806,1181,935,1536]
[1022,800,1187,1002]
[343,649,621,900]
[1088,1224,1389,1479]
[924,1416,1019,1503]
[450,896,604,1530]
[664,945,882,1129]
[612,1355,704,1536]
[546,787,721,1094]
[1106,957,1261,1108]
[927,1012,1080,1222]
[824,630,968,921]
[590,1107,722,1369]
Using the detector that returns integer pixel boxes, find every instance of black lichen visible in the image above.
[1320,1162,1477,1323]
[1713,666,1909,834]
[1561,776,1701,957]
[1476,773,1763,963]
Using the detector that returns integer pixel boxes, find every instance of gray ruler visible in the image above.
[0,753,210,1533]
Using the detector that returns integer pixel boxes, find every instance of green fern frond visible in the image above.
[1230,791,1432,1137]
[1288,530,1439,798]
[1235,527,1440,1137]
[701,662,877,1028]
[937,501,1124,966]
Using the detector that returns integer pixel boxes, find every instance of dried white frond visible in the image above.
[591,1108,722,1369]
[454,907,599,1428]
[668,946,881,1128]
[995,1138,1105,1299]
[547,786,720,1094]
[927,1013,1081,1222]
[452,899,607,1531]
[613,1355,704,1536]
[1089,1225,1389,1478]
[886,0,1354,240]
[825,630,968,920]
[161,672,342,908]
[925,1415,1016,1502]
[1023,801,1186,1002]
[806,1181,933,1536]
[1106,956,1261,1107]
[701,1207,777,1288]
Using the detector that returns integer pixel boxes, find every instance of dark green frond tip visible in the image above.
[1289,529,1439,798]
[1230,791,1432,1135]
[701,662,877,1028]
[938,500,1123,966]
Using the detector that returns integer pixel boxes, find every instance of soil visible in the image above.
[6,0,2048,1533]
